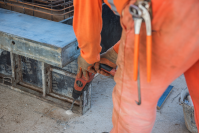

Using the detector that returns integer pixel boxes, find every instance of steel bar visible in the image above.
[0,0,73,21]
[0,2,74,15]
[34,0,65,5]
[10,52,15,78]
[49,93,80,105]
[6,0,73,11]
[42,62,47,97]
[50,67,76,79]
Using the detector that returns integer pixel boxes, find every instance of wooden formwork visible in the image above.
[0,8,91,114]
[0,50,91,114]
[0,4,122,115]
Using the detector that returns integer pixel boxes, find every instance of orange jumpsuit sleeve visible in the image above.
[73,0,103,64]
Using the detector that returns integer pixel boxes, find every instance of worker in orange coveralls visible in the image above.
[73,0,199,132]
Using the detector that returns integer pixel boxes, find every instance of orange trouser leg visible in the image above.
[111,0,199,132]
[184,61,199,130]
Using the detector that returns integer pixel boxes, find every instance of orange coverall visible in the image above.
[73,0,199,132]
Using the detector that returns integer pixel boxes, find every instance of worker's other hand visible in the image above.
[77,55,96,80]
[94,47,117,76]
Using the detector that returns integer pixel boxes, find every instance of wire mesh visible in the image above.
[0,0,74,21]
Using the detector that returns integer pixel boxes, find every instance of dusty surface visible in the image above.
[0,75,190,133]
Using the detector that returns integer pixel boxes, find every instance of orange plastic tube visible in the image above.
[147,35,152,82]
[133,34,140,81]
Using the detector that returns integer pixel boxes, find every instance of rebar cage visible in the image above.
[0,0,74,21]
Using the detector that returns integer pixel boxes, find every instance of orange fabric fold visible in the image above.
[113,40,120,54]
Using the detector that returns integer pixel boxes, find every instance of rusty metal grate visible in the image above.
[0,0,74,22]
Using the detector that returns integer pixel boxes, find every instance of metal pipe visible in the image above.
[10,52,15,78]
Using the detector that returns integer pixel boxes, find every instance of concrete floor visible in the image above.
[0,75,190,133]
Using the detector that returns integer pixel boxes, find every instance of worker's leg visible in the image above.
[110,0,199,132]
[184,60,199,130]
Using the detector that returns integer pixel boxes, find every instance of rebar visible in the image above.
[0,0,74,21]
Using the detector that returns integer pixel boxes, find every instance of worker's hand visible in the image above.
[77,55,96,80]
[94,47,117,76]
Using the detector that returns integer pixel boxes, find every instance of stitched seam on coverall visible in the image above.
[116,34,127,133]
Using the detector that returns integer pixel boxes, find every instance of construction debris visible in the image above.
[180,89,198,133]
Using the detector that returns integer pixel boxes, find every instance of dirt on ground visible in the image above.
[0,75,190,133]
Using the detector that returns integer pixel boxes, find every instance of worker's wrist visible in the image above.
[113,40,120,54]
[101,47,118,64]
[80,52,100,65]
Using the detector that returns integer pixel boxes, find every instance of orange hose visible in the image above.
[147,35,152,82]
[134,34,140,81]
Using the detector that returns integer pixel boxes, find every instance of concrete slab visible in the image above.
[0,75,190,133]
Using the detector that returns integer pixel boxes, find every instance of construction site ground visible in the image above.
[0,74,190,133]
